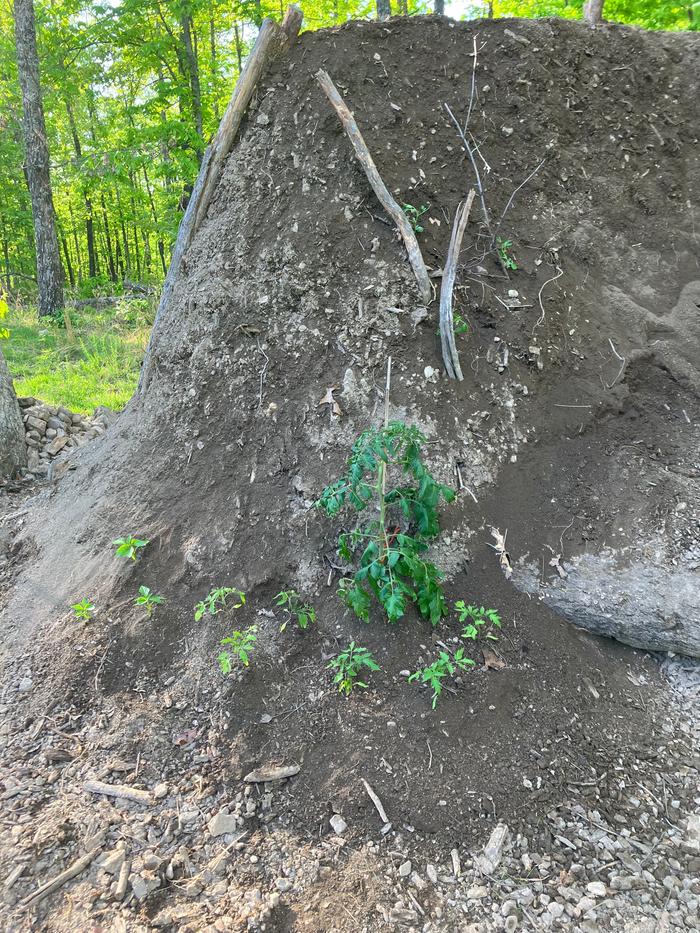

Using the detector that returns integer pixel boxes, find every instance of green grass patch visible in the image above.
[3,299,153,414]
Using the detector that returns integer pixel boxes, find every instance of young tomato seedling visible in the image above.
[275,590,316,631]
[113,536,149,560]
[327,642,380,696]
[194,587,245,621]
[218,625,257,673]
[409,648,475,708]
[135,585,165,616]
[455,602,502,641]
[71,598,95,621]
[318,421,454,625]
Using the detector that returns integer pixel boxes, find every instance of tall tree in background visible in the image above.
[12,0,63,316]
[434,0,445,13]
[584,0,605,22]
[377,0,391,18]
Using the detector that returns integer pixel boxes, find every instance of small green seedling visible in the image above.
[409,648,475,708]
[327,642,380,696]
[436,311,469,338]
[71,598,95,621]
[135,585,165,616]
[218,625,257,673]
[194,587,245,621]
[402,202,430,233]
[275,590,316,631]
[455,602,502,641]
[113,536,149,560]
[497,237,518,271]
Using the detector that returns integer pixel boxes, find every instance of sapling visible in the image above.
[409,648,475,708]
[135,585,165,616]
[327,642,380,696]
[402,202,430,233]
[113,535,148,560]
[194,587,245,621]
[218,626,257,673]
[318,419,454,625]
[455,602,502,641]
[71,598,95,621]
[275,590,316,631]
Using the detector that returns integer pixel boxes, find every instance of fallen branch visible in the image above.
[139,6,303,395]
[439,190,475,380]
[20,844,102,911]
[316,69,432,305]
[83,779,153,805]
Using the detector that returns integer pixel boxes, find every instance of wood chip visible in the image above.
[244,763,300,783]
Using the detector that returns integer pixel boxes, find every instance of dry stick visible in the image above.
[494,158,546,235]
[316,70,432,305]
[138,6,303,394]
[83,779,153,806]
[439,190,476,380]
[362,778,390,825]
[20,844,102,911]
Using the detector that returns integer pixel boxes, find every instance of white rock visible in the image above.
[208,812,239,837]
[330,814,347,835]
[398,860,412,878]
[586,881,607,898]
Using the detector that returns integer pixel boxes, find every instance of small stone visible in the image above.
[330,814,347,835]
[256,113,270,126]
[398,860,412,878]
[505,917,518,933]
[426,864,438,884]
[153,782,169,800]
[130,873,160,901]
[208,812,239,837]
[547,902,565,919]
[18,678,32,692]
[502,126,514,136]
[586,881,607,898]
[501,900,518,917]
[276,878,292,893]
[467,884,488,899]
[142,852,162,871]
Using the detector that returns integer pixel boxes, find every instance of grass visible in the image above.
[3,298,153,414]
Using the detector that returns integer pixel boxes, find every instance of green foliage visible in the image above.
[455,602,502,641]
[71,598,95,621]
[402,202,430,234]
[0,295,9,340]
[218,625,257,673]
[275,590,316,631]
[409,648,475,708]
[318,421,455,625]
[327,642,380,696]
[497,238,518,271]
[436,311,469,339]
[194,586,245,621]
[492,0,691,30]
[135,585,164,615]
[113,535,149,560]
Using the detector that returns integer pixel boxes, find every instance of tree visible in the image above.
[12,0,63,316]
[583,0,605,22]
[0,308,25,477]
[377,0,391,19]
[434,0,445,13]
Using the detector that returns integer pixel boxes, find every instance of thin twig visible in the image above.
[20,845,103,910]
[463,36,479,132]
[256,338,269,410]
[495,158,546,234]
[532,265,564,335]
[439,191,476,380]
[361,778,390,825]
[605,338,626,389]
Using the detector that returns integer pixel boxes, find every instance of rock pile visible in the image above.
[17,397,114,478]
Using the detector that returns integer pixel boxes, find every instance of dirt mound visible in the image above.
[1,15,699,930]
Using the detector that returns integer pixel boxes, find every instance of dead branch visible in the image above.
[361,778,390,825]
[20,844,102,911]
[83,779,153,805]
[316,69,432,305]
[494,158,546,235]
[439,190,476,380]
[532,265,564,336]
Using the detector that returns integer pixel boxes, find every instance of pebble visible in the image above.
[276,878,292,893]
[398,860,412,878]
[586,881,607,898]
[208,812,239,837]
[329,814,347,835]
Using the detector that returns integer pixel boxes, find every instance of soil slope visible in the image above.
[0,15,699,932]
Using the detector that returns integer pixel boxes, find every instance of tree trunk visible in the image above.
[377,0,391,19]
[434,0,445,13]
[583,0,605,24]
[0,348,26,478]
[13,0,64,317]
[180,9,204,153]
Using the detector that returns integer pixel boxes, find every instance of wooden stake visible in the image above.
[316,70,432,306]
[439,190,475,381]
[20,844,102,911]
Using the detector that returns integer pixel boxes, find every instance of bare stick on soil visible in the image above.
[439,190,476,380]
[20,844,102,910]
[316,70,432,305]
[83,779,153,806]
[361,778,390,826]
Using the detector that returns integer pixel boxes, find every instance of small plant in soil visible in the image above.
[71,598,95,621]
[194,587,245,621]
[135,585,164,616]
[496,237,518,271]
[409,648,475,708]
[113,535,149,560]
[275,590,316,631]
[402,202,429,234]
[218,625,257,673]
[436,311,469,338]
[318,420,454,625]
[456,602,502,641]
[327,642,380,696]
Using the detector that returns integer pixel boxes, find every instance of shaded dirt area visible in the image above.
[0,14,699,932]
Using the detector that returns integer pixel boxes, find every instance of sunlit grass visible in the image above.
[3,299,153,414]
